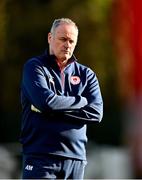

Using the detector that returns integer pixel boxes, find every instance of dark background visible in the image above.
[0,0,123,146]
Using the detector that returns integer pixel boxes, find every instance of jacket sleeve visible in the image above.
[22,59,87,111]
[63,68,103,123]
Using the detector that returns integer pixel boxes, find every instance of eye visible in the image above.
[69,40,74,44]
[60,37,66,42]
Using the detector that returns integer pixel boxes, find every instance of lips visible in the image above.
[62,50,69,53]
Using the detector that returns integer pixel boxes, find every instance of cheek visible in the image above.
[54,42,61,49]
[52,43,62,56]
[52,42,58,52]
[71,45,76,52]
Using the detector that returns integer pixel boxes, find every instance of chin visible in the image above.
[62,56,70,61]
[65,54,72,59]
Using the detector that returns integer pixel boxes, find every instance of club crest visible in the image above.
[70,76,80,85]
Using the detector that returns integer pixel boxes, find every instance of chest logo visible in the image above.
[70,76,80,85]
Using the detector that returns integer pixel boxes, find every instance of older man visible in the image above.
[20,18,103,179]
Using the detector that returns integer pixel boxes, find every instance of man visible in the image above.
[20,18,103,179]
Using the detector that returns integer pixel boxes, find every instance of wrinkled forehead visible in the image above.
[55,23,78,36]
[54,24,78,38]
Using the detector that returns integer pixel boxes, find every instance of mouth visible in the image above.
[62,50,70,54]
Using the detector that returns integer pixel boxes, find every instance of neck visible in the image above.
[56,59,68,70]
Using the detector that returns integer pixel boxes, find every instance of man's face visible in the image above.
[48,24,78,62]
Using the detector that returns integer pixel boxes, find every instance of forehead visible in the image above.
[54,24,78,38]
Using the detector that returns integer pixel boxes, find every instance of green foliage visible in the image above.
[0,0,122,144]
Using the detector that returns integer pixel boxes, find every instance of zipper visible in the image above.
[60,69,65,89]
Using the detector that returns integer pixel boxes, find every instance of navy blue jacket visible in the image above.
[20,50,103,160]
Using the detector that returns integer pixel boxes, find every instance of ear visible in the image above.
[48,32,52,44]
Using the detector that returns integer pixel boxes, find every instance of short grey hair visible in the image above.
[50,18,79,35]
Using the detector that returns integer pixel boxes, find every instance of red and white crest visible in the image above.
[70,76,80,85]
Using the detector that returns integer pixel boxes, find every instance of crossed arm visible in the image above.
[22,59,103,123]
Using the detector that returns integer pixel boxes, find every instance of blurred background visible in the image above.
[0,0,142,178]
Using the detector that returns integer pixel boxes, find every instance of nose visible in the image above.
[64,41,71,48]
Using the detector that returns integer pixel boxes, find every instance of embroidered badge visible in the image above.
[70,76,80,85]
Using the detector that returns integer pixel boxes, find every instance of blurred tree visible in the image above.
[0,0,6,62]
[0,0,123,145]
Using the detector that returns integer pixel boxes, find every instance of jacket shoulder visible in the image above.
[74,61,96,75]
[25,54,44,65]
